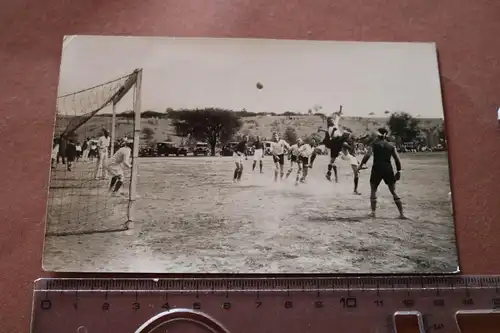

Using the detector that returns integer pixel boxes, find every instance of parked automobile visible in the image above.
[139,146,156,157]
[193,142,210,156]
[177,146,189,156]
[157,141,187,156]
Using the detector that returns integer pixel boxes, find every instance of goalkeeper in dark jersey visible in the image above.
[358,128,406,219]
[232,136,248,182]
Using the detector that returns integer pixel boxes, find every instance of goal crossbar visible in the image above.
[59,69,140,138]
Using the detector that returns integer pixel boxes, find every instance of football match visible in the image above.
[42,36,459,273]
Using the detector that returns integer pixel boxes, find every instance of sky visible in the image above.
[57,36,445,118]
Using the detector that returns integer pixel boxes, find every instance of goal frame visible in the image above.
[127,68,143,223]
[56,68,143,224]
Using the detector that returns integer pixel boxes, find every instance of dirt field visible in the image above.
[43,152,458,273]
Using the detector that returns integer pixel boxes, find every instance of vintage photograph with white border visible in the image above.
[43,36,458,273]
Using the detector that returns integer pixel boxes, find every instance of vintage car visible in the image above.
[193,142,210,156]
[157,141,188,156]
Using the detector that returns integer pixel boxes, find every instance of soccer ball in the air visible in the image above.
[256,82,263,89]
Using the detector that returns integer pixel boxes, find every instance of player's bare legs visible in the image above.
[369,183,378,218]
[309,152,317,168]
[326,158,338,183]
[233,161,240,182]
[387,183,406,219]
[110,175,123,193]
[286,159,295,179]
[274,162,279,181]
[233,160,244,182]
[351,165,361,195]
[252,151,264,173]
[301,161,309,182]
[295,162,302,185]
[237,163,243,181]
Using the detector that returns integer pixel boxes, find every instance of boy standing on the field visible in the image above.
[107,139,133,195]
[95,129,111,180]
[233,136,248,182]
[65,135,77,172]
[51,138,59,169]
[285,139,300,179]
[252,136,265,173]
[296,138,313,185]
[270,133,290,182]
[340,141,362,195]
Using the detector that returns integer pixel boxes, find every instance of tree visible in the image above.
[168,108,243,156]
[387,112,421,143]
[437,123,447,148]
[141,127,155,142]
[303,132,322,145]
[270,120,280,135]
[315,113,326,123]
[283,126,298,144]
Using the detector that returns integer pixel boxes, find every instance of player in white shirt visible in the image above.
[95,129,111,180]
[339,142,364,195]
[107,139,133,195]
[295,138,313,185]
[51,138,59,169]
[75,143,82,161]
[270,133,290,182]
[285,140,300,179]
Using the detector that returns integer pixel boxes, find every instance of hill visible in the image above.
[55,114,444,146]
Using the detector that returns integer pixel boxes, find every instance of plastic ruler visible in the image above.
[31,276,500,333]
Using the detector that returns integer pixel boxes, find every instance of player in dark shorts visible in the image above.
[296,138,313,185]
[232,136,248,182]
[65,135,77,172]
[357,128,406,219]
[308,139,318,168]
[285,140,300,179]
[322,131,350,183]
[252,135,265,173]
[318,114,348,182]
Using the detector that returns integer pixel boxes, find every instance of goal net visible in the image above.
[45,69,142,236]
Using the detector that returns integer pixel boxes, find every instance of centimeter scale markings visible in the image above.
[31,276,500,333]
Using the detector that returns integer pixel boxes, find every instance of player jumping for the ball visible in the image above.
[285,139,300,179]
[107,139,133,196]
[270,133,290,182]
[233,135,248,182]
[318,110,344,182]
[252,135,265,173]
[357,128,406,219]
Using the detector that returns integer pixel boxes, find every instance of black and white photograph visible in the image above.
[43,36,459,273]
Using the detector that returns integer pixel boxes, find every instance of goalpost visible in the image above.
[47,68,143,236]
